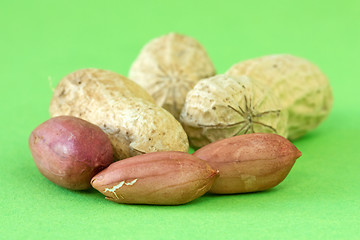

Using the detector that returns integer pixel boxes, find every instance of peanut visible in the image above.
[29,116,114,190]
[193,133,302,194]
[91,151,219,205]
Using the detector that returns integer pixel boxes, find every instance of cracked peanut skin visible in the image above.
[50,69,189,160]
[193,133,302,194]
[129,33,216,119]
[180,74,288,148]
[29,116,114,190]
[91,151,219,205]
[227,54,333,140]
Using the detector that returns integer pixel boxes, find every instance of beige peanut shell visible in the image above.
[180,74,288,148]
[50,69,189,160]
[129,33,216,119]
[227,54,333,140]
[49,68,155,114]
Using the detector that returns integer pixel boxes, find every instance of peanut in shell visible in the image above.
[180,74,288,148]
[50,68,189,160]
[227,54,333,140]
[129,33,216,119]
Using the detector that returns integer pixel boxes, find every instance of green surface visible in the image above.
[1,0,359,239]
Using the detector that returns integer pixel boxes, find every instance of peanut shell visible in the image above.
[50,68,155,109]
[180,74,288,148]
[227,54,333,140]
[50,69,189,160]
[129,33,216,119]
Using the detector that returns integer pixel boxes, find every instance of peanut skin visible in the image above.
[91,151,219,205]
[29,116,114,190]
[193,133,302,194]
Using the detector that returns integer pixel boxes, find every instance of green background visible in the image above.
[1,0,359,239]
